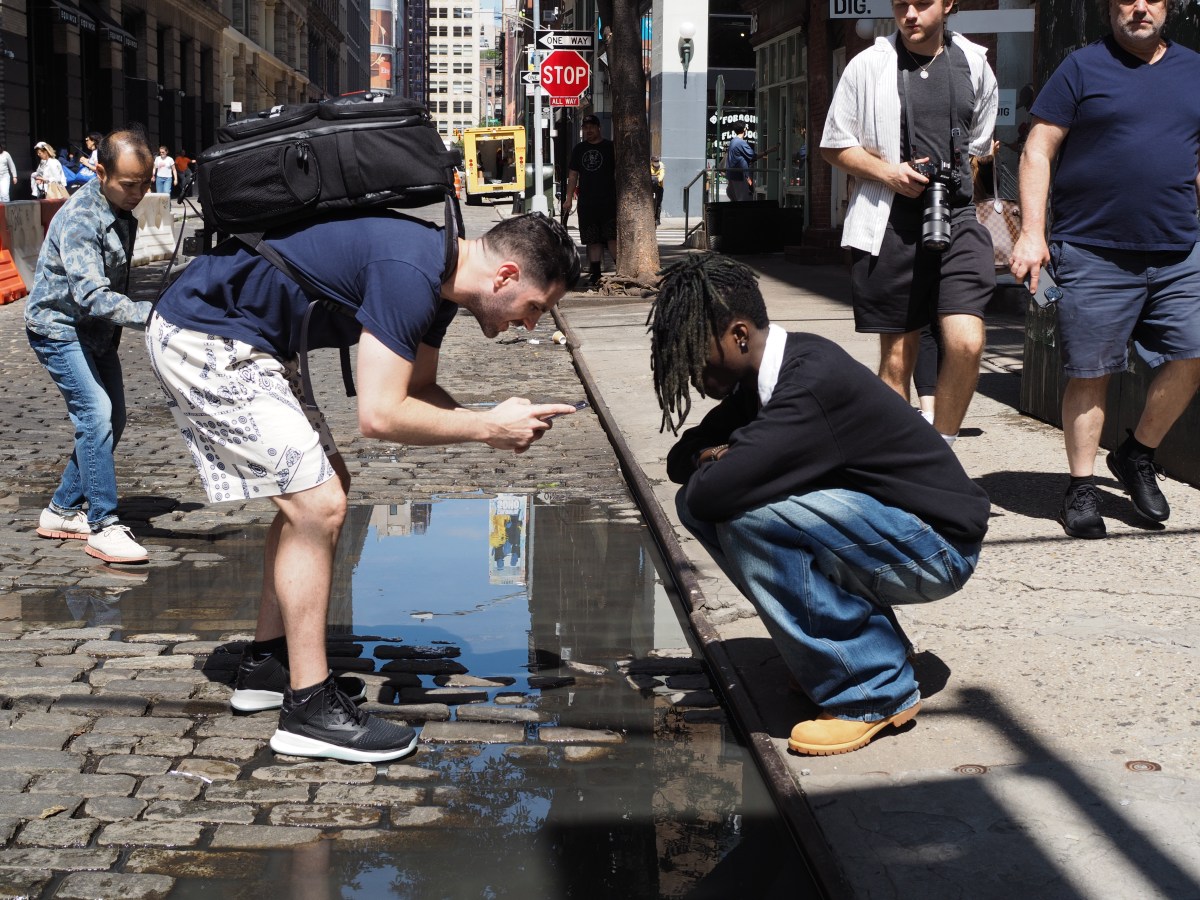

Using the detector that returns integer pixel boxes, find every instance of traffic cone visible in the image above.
[0,206,29,305]
[0,249,26,305]
[454,169,462,199]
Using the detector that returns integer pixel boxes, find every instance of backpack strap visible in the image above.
[235,232,356,410]
[441,193,463,283]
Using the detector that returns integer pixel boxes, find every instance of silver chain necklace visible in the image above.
[904,42,943,79]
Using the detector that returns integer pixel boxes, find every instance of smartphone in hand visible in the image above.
[547,400,590,419]
[1026,271,1062,309]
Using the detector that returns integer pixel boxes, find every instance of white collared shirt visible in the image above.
[757,323,788,406]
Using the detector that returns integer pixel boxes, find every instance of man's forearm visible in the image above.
[360,390,484,447]
[822,146,893,187]
[1017,152,1052,239]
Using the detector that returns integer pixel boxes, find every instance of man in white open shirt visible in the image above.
[821,0,997,444]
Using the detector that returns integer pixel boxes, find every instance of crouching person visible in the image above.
[647,254,988,755]
[147,211,580,762]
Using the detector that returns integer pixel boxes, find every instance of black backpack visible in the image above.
[195,92,465,404]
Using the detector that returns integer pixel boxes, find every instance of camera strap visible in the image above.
[900,34,961,171]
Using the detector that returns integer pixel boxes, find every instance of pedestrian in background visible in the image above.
[723,120,776,201]
[25,130,155,564]
[153,145,176,195]
[820,0,998,445]
[0,143,16,202]
[650,155,665,225]
[1010,0,1200,539]
[563,113,617,287]
[79,132,102,175]
[31,141,67,199]
[174,148,192,200]
[647,253,987,756]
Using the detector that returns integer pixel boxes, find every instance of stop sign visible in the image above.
[539,49,590,102]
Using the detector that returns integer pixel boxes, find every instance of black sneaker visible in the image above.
[1058,482,1106,539]
[269,675,419,763]
[231,647,367,712]
[1106,438,1169,522]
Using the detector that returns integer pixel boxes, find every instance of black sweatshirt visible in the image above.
[666,332,990,547]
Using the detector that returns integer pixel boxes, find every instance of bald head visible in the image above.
[96,130,154,212]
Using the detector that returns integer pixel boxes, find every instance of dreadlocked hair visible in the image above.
[646,252,767,434]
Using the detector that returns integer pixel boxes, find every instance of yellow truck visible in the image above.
[462,126,525,206]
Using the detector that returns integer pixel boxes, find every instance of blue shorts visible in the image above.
[1050,240,1200,378]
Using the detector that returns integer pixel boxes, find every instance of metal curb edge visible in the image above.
[552,304,847,900]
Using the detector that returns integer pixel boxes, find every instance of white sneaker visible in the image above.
[85,524,149,564]
[37,508,91,540]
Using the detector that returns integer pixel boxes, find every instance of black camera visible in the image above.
[912,159,959,252]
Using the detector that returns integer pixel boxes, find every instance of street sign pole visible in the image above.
[531,0,548,214]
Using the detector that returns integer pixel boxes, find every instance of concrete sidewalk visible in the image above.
[557,251,1200,899]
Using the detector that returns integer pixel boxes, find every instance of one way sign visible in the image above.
[538,30,594,51]
[521,71,540,85]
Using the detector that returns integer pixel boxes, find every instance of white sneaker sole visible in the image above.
[36,527,90,540]
[84,545,149,564]
[269,729,419,763]
[230,689,283,712]
[230,678,367,713]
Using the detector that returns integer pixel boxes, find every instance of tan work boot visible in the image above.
[787,702,921,756]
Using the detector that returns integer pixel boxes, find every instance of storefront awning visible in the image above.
[78,0,138,50]
[43,0,96,33]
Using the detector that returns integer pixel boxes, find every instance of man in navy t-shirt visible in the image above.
[1011,0,1200,540]
[147,211,580,762]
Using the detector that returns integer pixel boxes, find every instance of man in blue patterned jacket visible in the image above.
[25,130,155,564]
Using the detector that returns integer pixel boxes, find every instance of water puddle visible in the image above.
[17,496,813,898]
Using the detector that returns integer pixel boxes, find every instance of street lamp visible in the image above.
[678,22,695,89]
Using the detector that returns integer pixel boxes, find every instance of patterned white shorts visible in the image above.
[146,313,339,503]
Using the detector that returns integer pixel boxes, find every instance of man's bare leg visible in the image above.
[1133,358,1200,447]
[932,313,986,436]
[1063,376,1110,476]
[258,460,349,690]
[877,331,920,402]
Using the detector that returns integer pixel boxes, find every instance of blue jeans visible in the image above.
[676,487,979,721]
[27,331,127,529]
[155,176,173,195]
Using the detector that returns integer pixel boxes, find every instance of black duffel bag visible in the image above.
[197,92,462,236]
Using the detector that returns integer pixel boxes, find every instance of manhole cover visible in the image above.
[953,764,989,775]
[1125,760,1162,772]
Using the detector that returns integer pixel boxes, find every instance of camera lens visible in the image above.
[922,181,952,252]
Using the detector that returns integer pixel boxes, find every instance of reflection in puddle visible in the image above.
[19,497,811,898]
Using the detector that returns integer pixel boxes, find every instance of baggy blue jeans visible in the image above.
[676,487,980,721]
[27,331,127,529]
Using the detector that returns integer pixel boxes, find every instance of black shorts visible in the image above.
[849,215,995,333]
[578,217,617,246]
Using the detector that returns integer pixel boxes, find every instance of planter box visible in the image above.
[705,200,801,254]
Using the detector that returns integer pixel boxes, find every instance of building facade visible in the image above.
[0,0,370,200]
[426,1,480,144]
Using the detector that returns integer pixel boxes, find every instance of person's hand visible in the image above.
[1009,232,1050,293]
[695,444,729,466]
[890,158,930,199]
[480,397,578,454]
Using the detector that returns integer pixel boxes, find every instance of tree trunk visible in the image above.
[607,0,660,284]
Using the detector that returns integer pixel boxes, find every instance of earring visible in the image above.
[739,340,748,352]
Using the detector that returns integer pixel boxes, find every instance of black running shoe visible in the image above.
[1058,482,1106,539]
[269,675,419,763]
[1106,436,1169,522]
[231,647,367,712]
